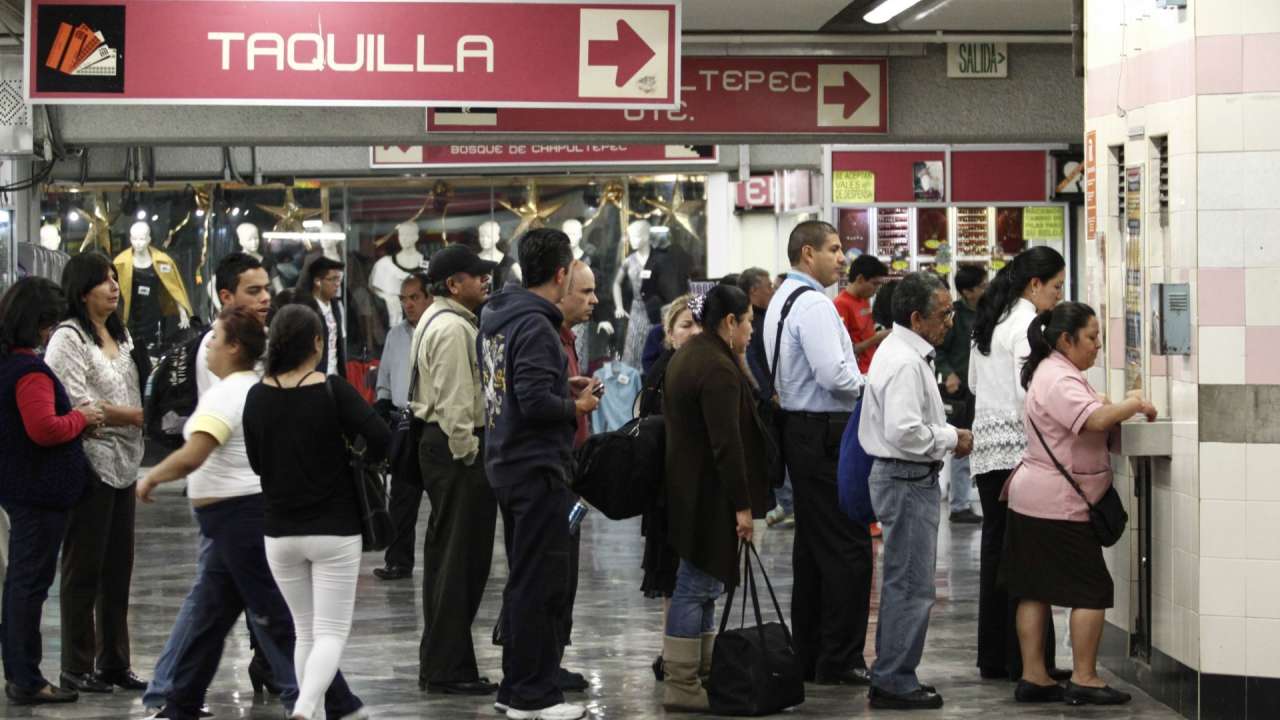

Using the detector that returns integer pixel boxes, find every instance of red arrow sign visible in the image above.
[824,71,871,119]
[588,19,656,87]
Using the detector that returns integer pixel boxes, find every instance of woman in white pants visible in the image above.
[244,304,390,720]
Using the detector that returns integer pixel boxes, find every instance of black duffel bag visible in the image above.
[571,413,664,520]
[708,541,805,716]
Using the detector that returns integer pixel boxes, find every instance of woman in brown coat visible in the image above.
[660,284,771,710]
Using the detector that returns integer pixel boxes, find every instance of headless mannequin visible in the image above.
[370,221,427,326]
[479,220,522,286]
[120,222,191,353]
[130,222,190,329]
[39,224,63,251]
[611,220,653,321]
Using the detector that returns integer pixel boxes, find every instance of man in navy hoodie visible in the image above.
[478,228,600,720]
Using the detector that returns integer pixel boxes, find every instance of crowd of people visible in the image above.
[0,219,1153,717]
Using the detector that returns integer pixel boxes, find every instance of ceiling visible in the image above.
[685,0,1074,34]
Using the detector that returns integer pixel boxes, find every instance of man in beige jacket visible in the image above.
[410,245,500,696]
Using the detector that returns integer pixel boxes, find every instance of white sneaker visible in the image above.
[494,701,509,714]
[506,702,586,720]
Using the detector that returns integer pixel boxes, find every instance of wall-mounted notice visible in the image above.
[833,170,875,204]
[1124,166,1143,393]
[1022,206,1065,240]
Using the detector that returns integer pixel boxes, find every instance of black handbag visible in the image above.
[1028,418,1128,547]
[386,309,463,492]
[323,377,394,552]
[707,541,805,716]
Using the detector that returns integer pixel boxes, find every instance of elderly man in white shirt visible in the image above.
[859,271,973,711]
[763,220,872,686]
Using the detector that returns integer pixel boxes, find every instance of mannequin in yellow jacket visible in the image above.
[114,221,193,341]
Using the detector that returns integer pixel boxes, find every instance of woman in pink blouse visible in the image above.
[1003,302,1155,707]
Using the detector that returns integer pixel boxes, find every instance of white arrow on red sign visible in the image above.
[588,20,657,87]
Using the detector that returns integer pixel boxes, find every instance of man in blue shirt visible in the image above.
[763,221,872,687]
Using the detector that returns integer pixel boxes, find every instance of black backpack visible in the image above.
[144,327,208,450]
[571,413,665,520]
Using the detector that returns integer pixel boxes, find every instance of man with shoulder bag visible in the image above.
[411,246,501,695]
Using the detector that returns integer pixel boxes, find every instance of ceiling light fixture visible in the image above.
[864,0,927,24]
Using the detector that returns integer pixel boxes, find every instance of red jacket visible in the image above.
[560,326,590,448]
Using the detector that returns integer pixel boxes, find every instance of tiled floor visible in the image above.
[7,483,1183,719]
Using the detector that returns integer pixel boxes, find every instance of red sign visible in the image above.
[735,176,776,209]
[427,56,888,134]
[371,144,717,168]
[26,0,680,108]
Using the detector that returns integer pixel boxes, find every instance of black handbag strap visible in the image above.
[716,540,796,649]
[321,376,364,463]
[768,285,816,387]
[1027,417,1095,512]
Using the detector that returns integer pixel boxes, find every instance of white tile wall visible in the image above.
[1242,94,1280,151]
[1242,1,1280,35]
[1246,444,1280,501]
[1174,489,1200,555]
[1246,501,1280,560]
[1202,500,1249,558]
[1200,557,1248,616]
[1198,210,1244,267]
[1242,209,1280,267]
[1199,155,1247,211]
[1171,378,1199,422]
[1201,443,1247,500]
[1245,267,1280,324]
[1196,0,1243,36]
[1174,547,1200,611]
[1186,609,1201,671]
[1171,210,1199,268]
[1168,150,1198,213]
[1154,596,1175,657]
[1247,561,1280,619]
[1201,615,1247,675]
[1245,618,1280,677]
[1198,95,1244,153]
[1197,326,1246,383]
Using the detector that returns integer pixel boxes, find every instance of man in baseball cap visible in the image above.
[410,242,501,695]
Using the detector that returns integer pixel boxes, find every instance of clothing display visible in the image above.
[128,266,164,350]
[16,243,70,284]
[619,253,653,368]
[113,248,194,328]
[590,362,641,434]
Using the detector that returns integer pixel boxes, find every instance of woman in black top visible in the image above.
[243,305,389,720]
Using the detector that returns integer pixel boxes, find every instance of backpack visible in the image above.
[144,327,208,450]
[571,413,665,520]
[836,399,876,526]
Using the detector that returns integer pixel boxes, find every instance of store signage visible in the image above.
[735,176,775,210]
[427,56,887,134]
[370,144,717,168]
[1022,207,1065,240]
[832,170,876,204]
[26,0,681,108]
[947,42,1008,78]
[1085,131,1098,239]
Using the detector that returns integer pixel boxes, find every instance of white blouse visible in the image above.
[44,321,145,489]
[967,298,1038,477]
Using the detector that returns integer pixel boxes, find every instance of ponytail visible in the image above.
[971,246,1066,355]
[696,284,750,332]
[1020,302,1097,389]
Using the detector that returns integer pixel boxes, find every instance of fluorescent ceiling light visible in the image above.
[864,0,927,24]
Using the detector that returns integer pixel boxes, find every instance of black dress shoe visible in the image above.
[868,685,944,710]
[423,678,499,695]
[950,509,983,524]
[556,668,589,691]
[373,565,412,580]
[814,666,872,686]
[59,671,113,693]
[5,682,79,705]
[95,669,147,691]
[1015,679,1065,703]
[1064,681,1131,705]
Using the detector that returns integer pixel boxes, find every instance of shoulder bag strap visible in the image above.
[768,285,816,387]
[1027,417,1095,511]
[405,309,464,405]
[322,375,359,458]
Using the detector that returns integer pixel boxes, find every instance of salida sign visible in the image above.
[26,0,680,108]
[428,56,887,134]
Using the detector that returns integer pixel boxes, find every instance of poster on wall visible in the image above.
[837,208,870,259]
[1124,166,1143,393]
[913,161,944,201]
[833,171,875,204]
[1022,206,1065,241]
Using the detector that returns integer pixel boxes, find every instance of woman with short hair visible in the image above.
[44,251,148,694]
[0,278,104,705]
[1005,302,1153,705]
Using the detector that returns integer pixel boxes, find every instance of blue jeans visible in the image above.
[948,455,973,514]
[666,559,724,638]
[144,532,214,709]
[868,460,941,695]
[0,502,67,692]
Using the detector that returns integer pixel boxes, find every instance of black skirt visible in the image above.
[1000,509,1114,610]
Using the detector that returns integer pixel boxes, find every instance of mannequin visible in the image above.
[236,222,262,258]
[320,221,344,261]
[563,219,586,262]
[39,223,62,251]
[479,219,521,287]
[114,221,193,353]
[612,220,654,367]
[370,221,428,327]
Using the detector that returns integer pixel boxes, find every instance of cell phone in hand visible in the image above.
[591,382,605,397]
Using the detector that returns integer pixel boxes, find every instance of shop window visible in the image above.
[1153,135,1169,227]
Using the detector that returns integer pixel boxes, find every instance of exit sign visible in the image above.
[947,42,1008,78]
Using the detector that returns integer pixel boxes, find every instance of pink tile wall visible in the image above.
[1199,268,1246,326]
[1246,327,1280,383]
[1243,33,1280,93]
[1198,35,1244,95]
